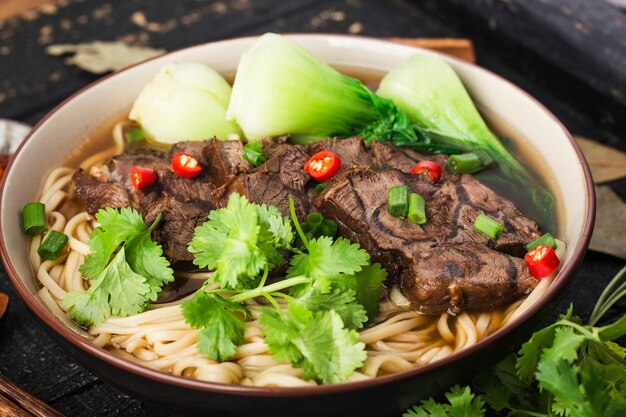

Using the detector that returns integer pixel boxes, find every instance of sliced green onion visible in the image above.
[320,219,338,238]
[125,127,146,144]
[448,153,483,174]
[22,202,47,235]
[525,232,557,251]
[388,186,408,217]
[314,181,328,196]
[408,193,426,225]
[472,149,495,168]
[474,214,504,240]
[242,141,267,167]
[37,230,68,261]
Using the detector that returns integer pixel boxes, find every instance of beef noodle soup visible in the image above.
[28,58,564,387]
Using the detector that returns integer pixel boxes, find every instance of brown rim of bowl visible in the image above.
[0,34,595,397]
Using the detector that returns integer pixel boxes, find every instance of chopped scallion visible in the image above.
[474,214,504,240]
[448,152,483,174]
[388,186,408,217]
[22,202,47,235]
[472,149,495,168]
[408,193,426,224]
[525,232,557,251]
[37,230,68,261]
[320,219,338,238]
[242,141,267,167]
[125,127,146,144]
[314,181,328,196]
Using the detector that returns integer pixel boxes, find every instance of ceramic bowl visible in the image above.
[0,34,594,417]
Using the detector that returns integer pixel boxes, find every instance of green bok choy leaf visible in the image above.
[378,54,555,220]
[226,33,454,153]
[130,62,242,144]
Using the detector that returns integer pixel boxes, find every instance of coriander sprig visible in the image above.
[403,264,626,417]
[182,194,386,383]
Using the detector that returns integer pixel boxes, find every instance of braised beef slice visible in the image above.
[202,139,252,188]
[259,134,290,157]
[309,137,377,169]
[72,169,133,214]
[72,143,219,263]
[315,167,539,314]
[224,144,312,217]
[401,242,536,313]
[369,140,448,172]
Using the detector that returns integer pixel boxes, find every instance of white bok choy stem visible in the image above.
[130,62,243,144]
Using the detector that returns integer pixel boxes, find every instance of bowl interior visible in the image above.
[0,34,592,390]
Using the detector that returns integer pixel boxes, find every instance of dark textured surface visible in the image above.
[0,0,625,416]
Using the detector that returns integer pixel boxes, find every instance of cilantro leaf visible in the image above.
[343,263,387,320]
[125,229,173,301]
[189,193,266,289]
[516,305,573,383]
[65,208,173,325]
[181,291,249,361]
[294,286,367,329]
[446,385,486,417]
[256,203,293,249]
[260,303,366,384]
[287,236,370,281]
[536,360,605,417]
[540,326,587,365]
[403,385,485,417]
[63,247,150,325]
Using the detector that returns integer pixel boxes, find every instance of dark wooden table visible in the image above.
[1,1,625,416]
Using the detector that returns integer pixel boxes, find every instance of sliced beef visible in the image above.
[441,175,541,257]
[224,144,312,217]
[72,142,219,263]
[369,140,448,172]
[309,137,377,169]
[142,195,208,263]
[315,167,540,314]
[202,139,252,187]
[72,169,133,214]
[258,134,290,157]
[401,242,536,313]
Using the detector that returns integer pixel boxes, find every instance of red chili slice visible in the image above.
[524,244,560,279]
[172,152,202,179]
[130,167,157,190]
[410,161,443,183]
[304,151,342,182]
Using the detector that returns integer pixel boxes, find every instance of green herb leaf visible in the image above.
[540,326,587,365]
[64,208,172,325]
[346,263,387,320]
[181,291,249,362]
[516,305,573,383]
[260,302,366,384]
[403,385,486,417]
[287,235,370,283]
[293,286,367,330]
[63,247,151,325]
[242,140,267,166]
[189,193,266,289]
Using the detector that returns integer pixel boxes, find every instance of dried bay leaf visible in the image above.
[46,41,165,74]
[575,136,626,183]
[589,186,626,260]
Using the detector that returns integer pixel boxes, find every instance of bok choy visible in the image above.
[378,54,555,219]
[226,33,455,153]
[130,62,242,144]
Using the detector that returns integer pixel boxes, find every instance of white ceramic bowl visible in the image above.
[0,35,594,417]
